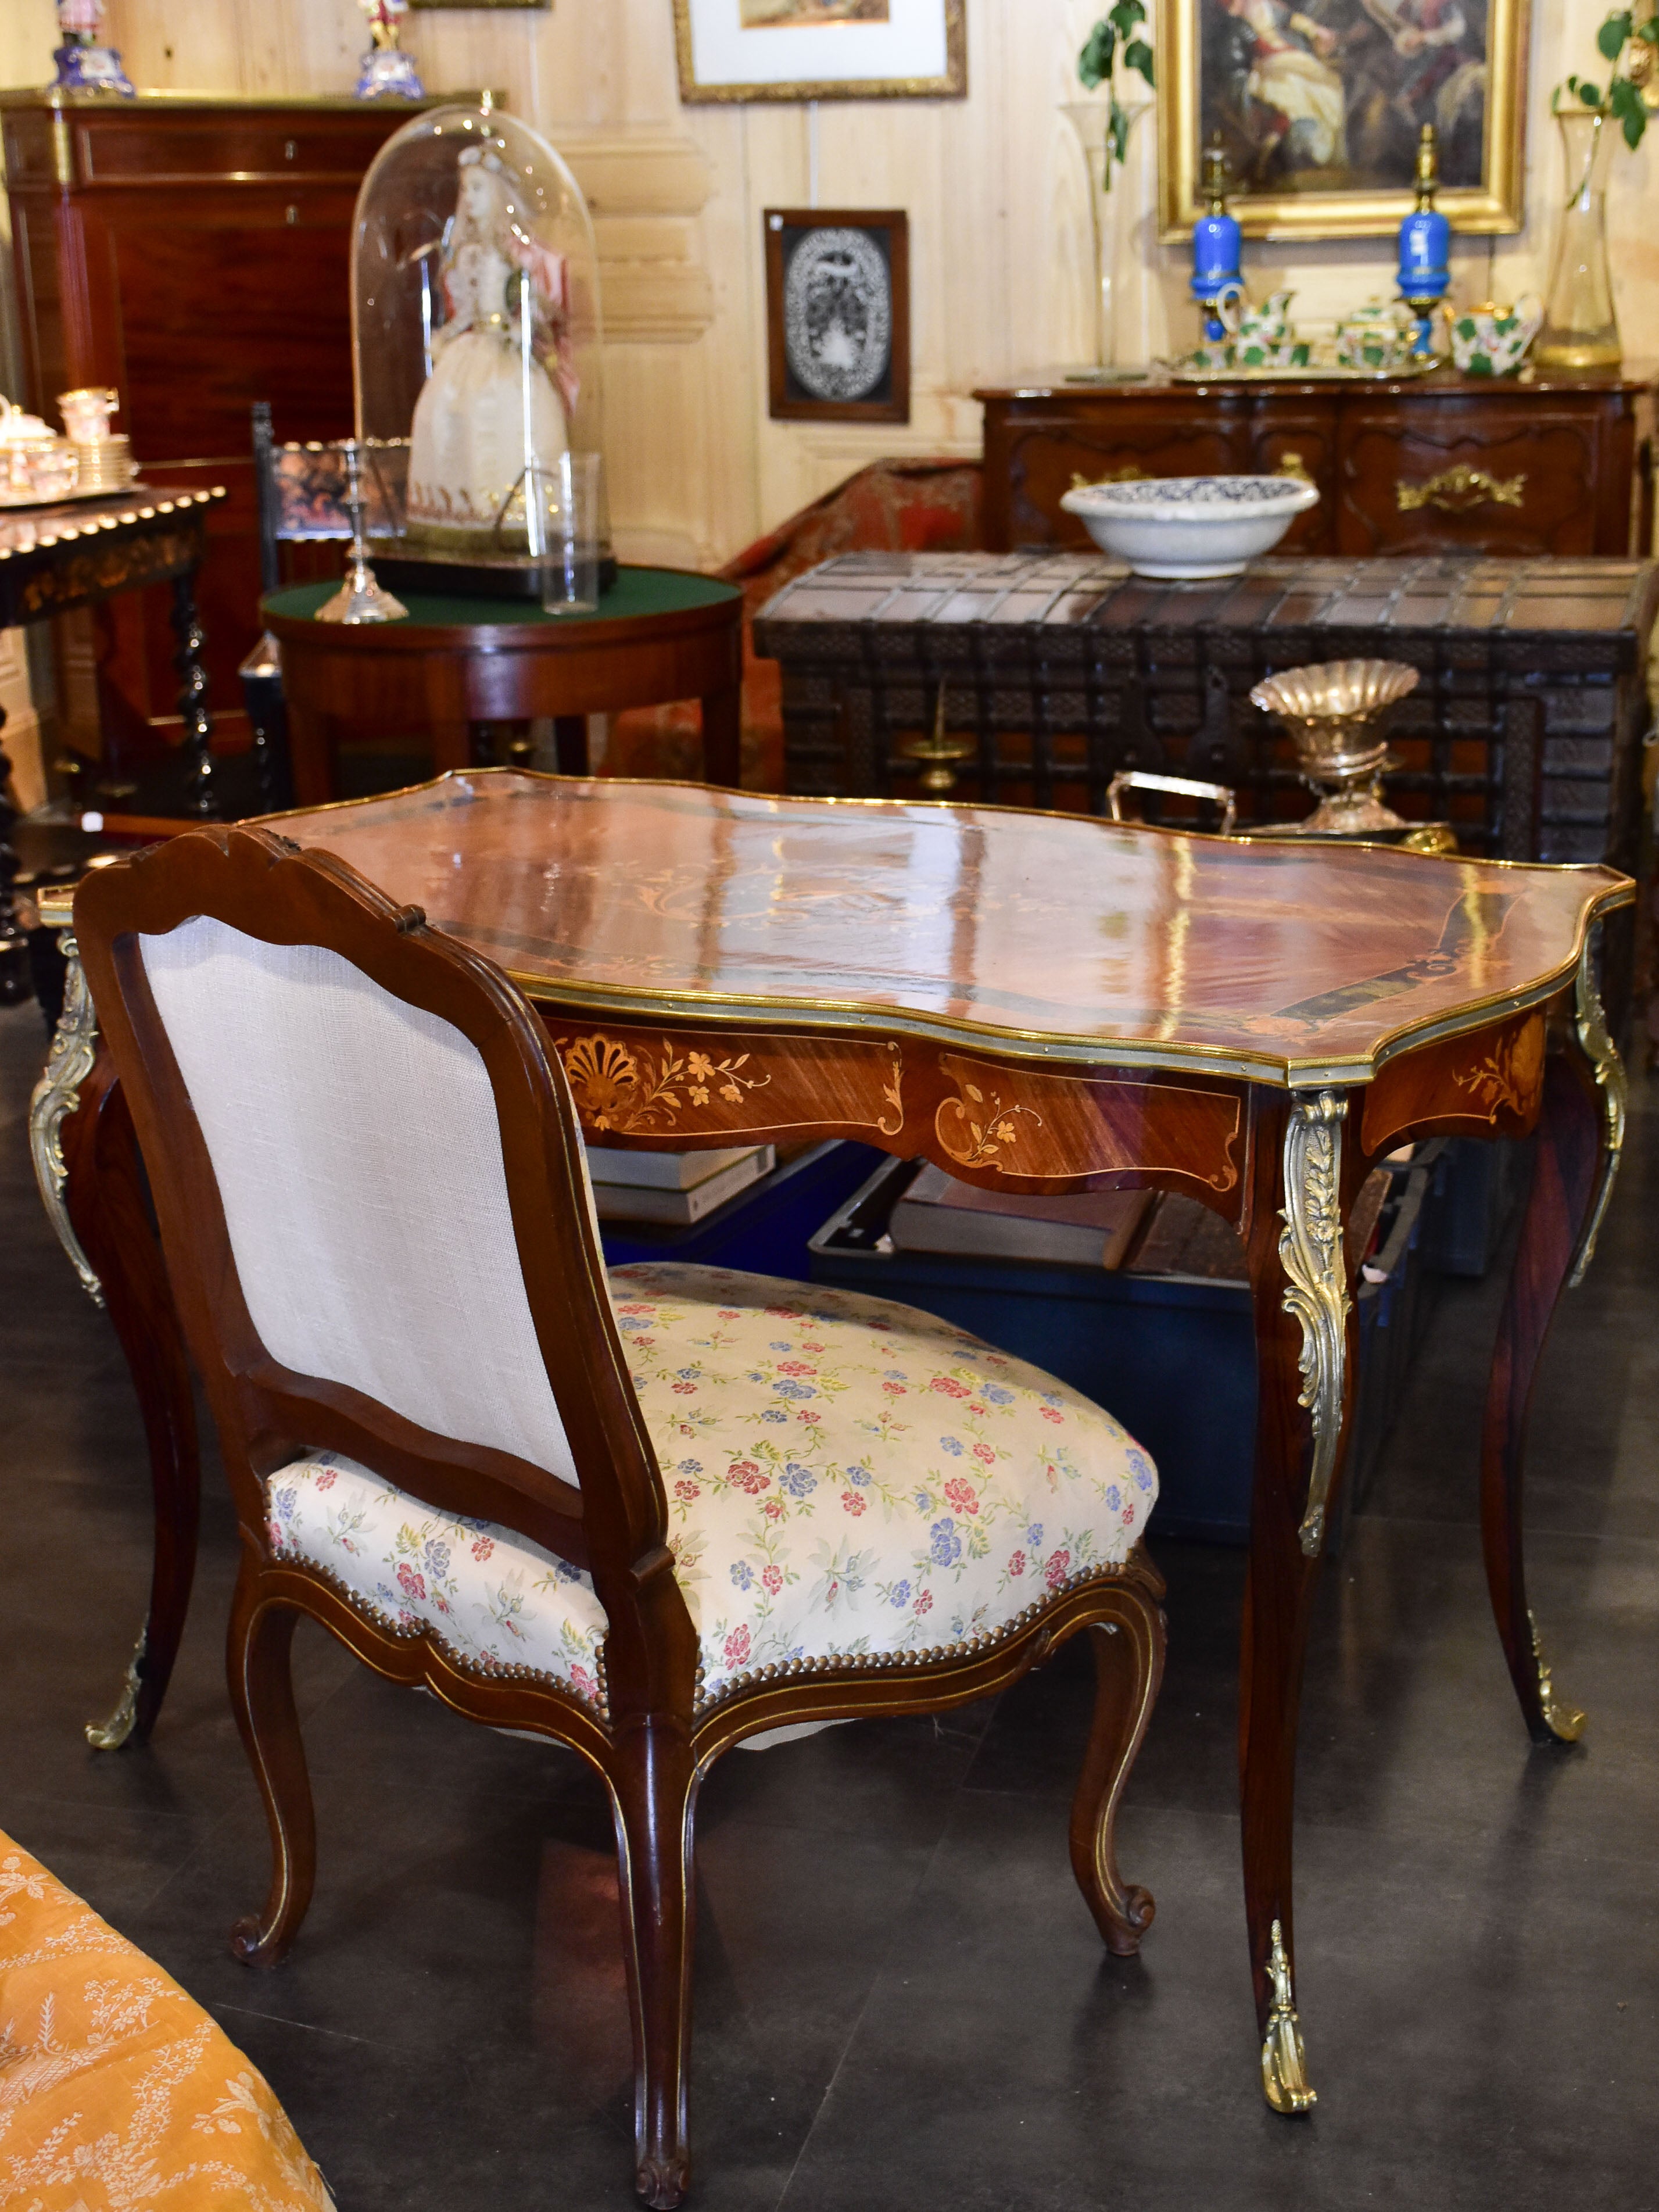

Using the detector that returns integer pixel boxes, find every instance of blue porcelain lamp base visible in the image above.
[356,46,424,99]
[53,43,135,95]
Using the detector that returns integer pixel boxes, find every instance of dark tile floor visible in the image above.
[4,997,1657,2211]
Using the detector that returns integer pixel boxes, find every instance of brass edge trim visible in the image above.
[248,769,1632,1089]
[27,932,105,1308]
[1281,1091,1351,1559]
[1568,930,1628,1287]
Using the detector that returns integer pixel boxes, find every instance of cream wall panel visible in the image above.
[30,0,1659,574]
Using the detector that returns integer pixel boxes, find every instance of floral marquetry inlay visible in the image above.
[933,1056,1243,1196]
[558,1034,771,1134]
[936,1075,1043,1169]
[1454,1013,1545,1121]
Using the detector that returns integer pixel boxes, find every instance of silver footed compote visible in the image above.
[1249,658,1418,835]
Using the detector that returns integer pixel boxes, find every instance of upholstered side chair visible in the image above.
[74,826,1169,2210]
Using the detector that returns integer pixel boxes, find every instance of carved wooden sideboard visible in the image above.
[977,368,1657,561]
[0,91,439,772]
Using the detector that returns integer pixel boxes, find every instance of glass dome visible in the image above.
[352,99,609,592]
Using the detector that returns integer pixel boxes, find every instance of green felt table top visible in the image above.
[264,566,740,629]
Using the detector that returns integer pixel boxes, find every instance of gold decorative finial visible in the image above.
[1262,1920,1317,2114]
[1414,122,1439,211]
[1202,131,1230,216]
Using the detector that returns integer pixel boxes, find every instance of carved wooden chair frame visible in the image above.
[74,826,1168,2210]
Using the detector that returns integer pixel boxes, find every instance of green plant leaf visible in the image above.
[1078,20,1115,88]
[1597,10,1632,61]
[1639,14,1659,39]
[1574,74,1604,105]
[1110,95,1130,164]
[1611,76,1649,144]
[1109,0,1147,35]
[1125,37,1156,84]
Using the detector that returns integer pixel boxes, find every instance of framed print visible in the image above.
[1156,0,1527,239]
[765,210,910,423]
[674,0,966,103]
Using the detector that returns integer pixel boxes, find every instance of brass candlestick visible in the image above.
[898,686,977,794]
[1250,658,1418,836]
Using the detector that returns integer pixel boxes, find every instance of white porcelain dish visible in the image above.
[1059,474,1321,579]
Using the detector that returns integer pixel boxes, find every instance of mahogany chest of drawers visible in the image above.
[976,368,1657,563]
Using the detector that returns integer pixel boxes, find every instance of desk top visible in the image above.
[271,771,1628,1086]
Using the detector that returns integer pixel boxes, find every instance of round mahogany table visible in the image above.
[263,567,744,804]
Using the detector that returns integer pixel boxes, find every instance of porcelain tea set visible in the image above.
[1183,285,1542,380]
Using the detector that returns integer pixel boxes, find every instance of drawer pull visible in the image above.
[1071,464,1148,489]
[1396,464,1526,514]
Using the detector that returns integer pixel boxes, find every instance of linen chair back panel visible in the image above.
[139,917,581,1486]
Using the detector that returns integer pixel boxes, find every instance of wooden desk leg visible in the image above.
[1480,951,1623,1746]
[31,968,200,1749]
[554,715,590,775]
[1239,1087,1358,2118]
[700,685,741,789]
[171,571,218,819]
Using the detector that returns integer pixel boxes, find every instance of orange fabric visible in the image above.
[607,457,984,792]
[0,1833,334,2211]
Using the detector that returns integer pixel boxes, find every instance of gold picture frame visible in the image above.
[673,0,966,103]
[1156,0,1527,239]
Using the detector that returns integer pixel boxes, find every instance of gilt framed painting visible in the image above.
[1156,0,1526,239]
[673,0,966,102]
[765,209,910,422]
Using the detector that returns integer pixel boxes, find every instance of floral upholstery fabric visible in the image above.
[0,1833,334,2212]
[264,1264,1157,1708]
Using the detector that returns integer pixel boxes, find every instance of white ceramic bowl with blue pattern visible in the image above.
[1059,474,1321,580]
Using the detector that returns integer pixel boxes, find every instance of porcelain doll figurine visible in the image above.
[406,146,576,549]
[54,0,135,95]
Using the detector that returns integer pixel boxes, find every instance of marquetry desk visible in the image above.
[262,571,745,805]
[31,770,1630,2116]
[0,484,225,1004]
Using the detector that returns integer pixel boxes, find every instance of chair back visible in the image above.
[74,828,687,1684]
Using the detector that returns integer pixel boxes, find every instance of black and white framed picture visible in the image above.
[764,210,910,424]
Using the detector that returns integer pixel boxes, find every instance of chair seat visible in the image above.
[264,1264,1158,1710]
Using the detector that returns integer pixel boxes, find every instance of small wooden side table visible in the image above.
[263,569,746,803]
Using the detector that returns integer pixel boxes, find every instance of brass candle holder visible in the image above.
[1249,658,1419,836]
[898,686,977,795]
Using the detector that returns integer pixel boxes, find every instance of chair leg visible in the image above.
[1069,1587,1167,1957]
[226,1565,316,1970]
[610,1720,700,2210]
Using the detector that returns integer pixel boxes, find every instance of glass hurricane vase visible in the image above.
[1062,99,1152,374]
[1536,106,1621,371]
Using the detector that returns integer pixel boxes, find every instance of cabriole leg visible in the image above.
[1479,960,1617,1746]
[1239,1088,1356,2116]
[1068,1571,1167,1956]
[228,1567,316,1969]
[610,1719,699,2210]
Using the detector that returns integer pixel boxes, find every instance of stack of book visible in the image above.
[886,1163,1152,1269]
[586,1144,776,1225]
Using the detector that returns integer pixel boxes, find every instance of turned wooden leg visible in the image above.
[700,685,741,790]
[1238,1089,1360,2116]
[609,1719,699,2210]
[227,1565,316,1970]
[171,570,217,819]
[1479,998,1615,1746]
[1067,1566,1167,1956]
[43,1028,201,1751]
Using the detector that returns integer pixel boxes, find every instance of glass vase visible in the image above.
[1062,99,1152,375]
[1536,106,1621,370]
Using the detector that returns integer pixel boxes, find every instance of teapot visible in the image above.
[1335,299,1416,373]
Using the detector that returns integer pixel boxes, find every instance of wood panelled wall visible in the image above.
[2,0,1656,573]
